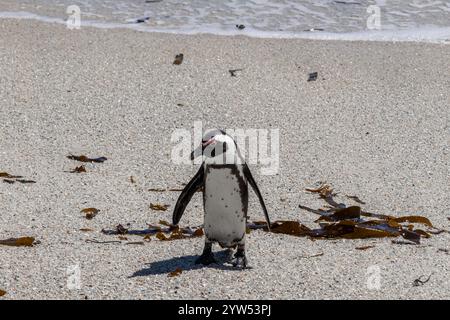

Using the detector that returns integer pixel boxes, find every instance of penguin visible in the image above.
[172,129,271,268]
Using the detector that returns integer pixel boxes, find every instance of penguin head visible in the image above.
[190,129,238,164]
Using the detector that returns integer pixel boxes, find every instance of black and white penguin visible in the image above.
[172,129,271,268]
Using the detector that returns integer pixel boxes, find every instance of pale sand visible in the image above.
[0,19,449,299]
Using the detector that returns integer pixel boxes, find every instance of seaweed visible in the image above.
[67,155,107,163]
[150,203,170,211]
[81,208,100,220]
[0,237,35,247]
[173,54,184,65]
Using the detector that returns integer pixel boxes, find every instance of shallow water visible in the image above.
[0,0,449,42]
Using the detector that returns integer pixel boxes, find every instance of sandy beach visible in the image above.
[0,18,449,299]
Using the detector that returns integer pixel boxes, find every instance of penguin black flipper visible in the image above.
[242,163,271,231]
[173,165,204,226]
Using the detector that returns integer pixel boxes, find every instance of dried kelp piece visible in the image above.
[413,273,433,287]
[159,220,171,226]
[307,72,318,82]
[229,69,243,77]
[67,155,107,163]
[116,224,128,235]
[300,252,324,258]
[1,171,34,184]
[168,230,188,240]
[118,236,128,241]
[355,245,375,250]
[306,184,334,198]
[156,232,168,241]
[345,195,366,204]
[150,203,170,211]
[15,179,36,184]
[310,220,383,239]
[391,216,433,227]
[0,172,23,179]
[0,237,35,247]
[192,228,204,237]
[126,241,145,245]
[69,166,86,173]
[400,229,421,244]
[270,221,311,236]
[168,268,182,277]
[391,240,417,245]
[130,176,135,184]
[173,54,183,65]
[81,208,100,220]
[79,228,94,232]
[85,239,121,244]
[316,206,361,222]
[0,289,6,297]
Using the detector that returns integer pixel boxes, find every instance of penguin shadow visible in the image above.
[130,249,247,277]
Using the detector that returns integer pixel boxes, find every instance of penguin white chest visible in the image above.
[203,166,247,247]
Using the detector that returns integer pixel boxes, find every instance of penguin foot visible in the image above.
[195,253,216,265]
[232,256,248,269]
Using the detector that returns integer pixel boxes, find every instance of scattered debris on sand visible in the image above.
[149,203,170,211]
[81,208,100,220]
[355,245,375,250]
[173,54,184,65]
[413,273,433,287]
[0,171,36,184]
[229,68,243,77]
[300,252,324,259]
[97,184,445,247]
[307,72,318,82]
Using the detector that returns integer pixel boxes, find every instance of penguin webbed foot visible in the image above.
[195,252,216,265]
[232,245,248,269]
[232,256,248,269]
[195,242,216,265]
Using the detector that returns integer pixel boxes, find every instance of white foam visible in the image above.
[1,9,449,44]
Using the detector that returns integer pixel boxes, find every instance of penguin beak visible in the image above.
[190,138,216,160]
